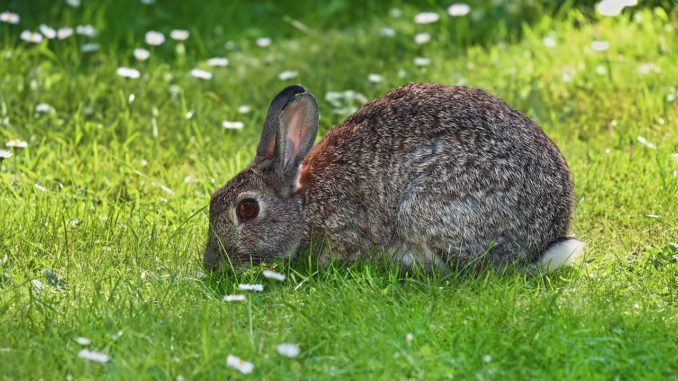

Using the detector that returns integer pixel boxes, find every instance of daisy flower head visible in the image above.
[591,40,610,52]
[76,24,96,37]
[367,73,383,83]
[414,12,439,24]
[238,283,263,291]
[448,3,471,17]
[75,337,91,345]
[57,27,74,40]
[78,349,110,364]
[81,43,100,53]
[116,67,141,79]
[226,355,254,374]
[597,0,637,17]
[223,295,246,302]
[414,32,430,45]
[414,57,431,66]
[278,70,298,81]
[134,48,150,61]
[170,29,189,41]
[276,343,300,358]
[39,24,56,39]
[256,37,272,47]
[20,30,43,44]
[190,68,212,80]
[262,270,286,281]
[206,57,229,67]
[223,121,244,130]
[6,139,28,148]
[0,11,20,24]
[145,31,165,46]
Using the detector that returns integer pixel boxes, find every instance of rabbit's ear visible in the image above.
[256,85,306,159]
[274,92,319,185]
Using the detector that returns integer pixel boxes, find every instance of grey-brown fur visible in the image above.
[204,83,575,271]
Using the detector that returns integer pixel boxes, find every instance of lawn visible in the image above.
[1,0,677,379]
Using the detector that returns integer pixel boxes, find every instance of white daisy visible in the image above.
[276,343,300,358]
[75,337,91,345]
[414,32,430,45]
[414,12,439,24]
[638,63,660,75]
[637,136,656,149]
[262,270,286,281]
[116,67,141,79]
[0,150,11,159]
[226,355,253,374]
[141,0,155,4]
[256,37,272,47]
[39,24,56,39]
[128,94,135,104]
[389,8,402,18]
[278,70,298,81]
[237,105,251,114]
[483,355,492,363]
[414,57,431,66]
[406,333,414,343]
[448,3,471,17]
[170,29,189,41]
[80,43,100,53]
[20,31,43,44]
[595,65,607,75]
[238,283,263,291]
[57,27,74,40]
[134,48,150,61]
[36,103,55,114]
[380,27,395,37]
[78,349,110,363]
[206,57,229,67]
[6,139,28,148]
[596,0,637,17]
[31,279,44,291]
[66,0,81,8]
[223,295,246,302]
[0,11,20,24]
[591,40,609,52]
[367,73,383,83]
[542,36,556,48]
[223,121,244,130]
[190,68,212,80]
[145,31,165,46]
[183,175,193,183]
[76,24,96,37]
[670,153,678,162]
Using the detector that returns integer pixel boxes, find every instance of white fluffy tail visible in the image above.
[535,239,586,273]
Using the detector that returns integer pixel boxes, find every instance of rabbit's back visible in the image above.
[300,83,574,265]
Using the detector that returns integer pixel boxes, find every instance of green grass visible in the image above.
[1,1,678,379]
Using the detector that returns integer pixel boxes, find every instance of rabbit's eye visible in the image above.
[236,199,259,221]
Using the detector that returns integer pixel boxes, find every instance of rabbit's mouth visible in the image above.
[203,240,268,272]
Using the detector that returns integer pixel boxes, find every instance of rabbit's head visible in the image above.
[204,85,319,271]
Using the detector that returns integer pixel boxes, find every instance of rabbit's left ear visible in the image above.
[274,93,319,186]
[257,85,306,160]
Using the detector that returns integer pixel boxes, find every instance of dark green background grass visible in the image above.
[1,1,677,379]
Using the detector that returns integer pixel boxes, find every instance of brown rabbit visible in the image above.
[204,83,584,272]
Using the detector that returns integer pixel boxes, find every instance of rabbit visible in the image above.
[204,83,585,273]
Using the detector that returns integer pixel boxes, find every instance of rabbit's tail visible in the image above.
[534,238,586,273]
